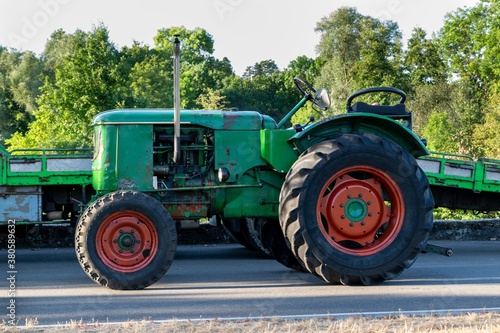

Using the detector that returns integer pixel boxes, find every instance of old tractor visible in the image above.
[72,39,436,290]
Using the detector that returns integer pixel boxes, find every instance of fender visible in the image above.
[288,113,429,158]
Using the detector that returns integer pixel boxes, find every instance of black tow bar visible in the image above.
[422,243,454,257]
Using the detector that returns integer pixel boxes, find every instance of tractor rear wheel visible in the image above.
[279,133,434,285]
[75,190,177,290]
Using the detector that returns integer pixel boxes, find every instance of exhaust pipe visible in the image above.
[173,35,181,164]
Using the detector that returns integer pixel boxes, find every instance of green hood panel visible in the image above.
[93,109,277,130]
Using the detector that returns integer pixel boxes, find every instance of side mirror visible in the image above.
[314,88,330,111]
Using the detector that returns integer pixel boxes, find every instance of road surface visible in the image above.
[2,241,500,325]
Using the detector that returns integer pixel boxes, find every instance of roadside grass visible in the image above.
[2,312,500,333]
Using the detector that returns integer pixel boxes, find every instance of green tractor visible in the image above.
[75,39,434,290]
[75,81,434,290]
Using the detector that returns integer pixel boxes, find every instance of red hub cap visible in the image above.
[317,166,404,256]
[96,211,158,272]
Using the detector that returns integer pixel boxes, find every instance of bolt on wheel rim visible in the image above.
[316,166,404,256]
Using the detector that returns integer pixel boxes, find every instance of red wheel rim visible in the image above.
[96,211,158,272]
[316,166,404,256]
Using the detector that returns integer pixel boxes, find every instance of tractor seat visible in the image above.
[349,102,408,116]
[348,101,412,128]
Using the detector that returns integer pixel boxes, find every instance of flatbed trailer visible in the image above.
[0,146,93,225]
[418,152,500,212]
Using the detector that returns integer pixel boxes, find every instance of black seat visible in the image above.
[350,101,408,116]
[349,101,412,127]
[346,87,412,128]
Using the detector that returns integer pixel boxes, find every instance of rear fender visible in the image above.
[289,113,428,158]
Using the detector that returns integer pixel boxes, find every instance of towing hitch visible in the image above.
[422,243,454,257]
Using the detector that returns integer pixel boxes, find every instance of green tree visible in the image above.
[314,7,363,112]
[7,24,120,149]
[283,56,326,125]
[473,92,500,158]
[351,18,406,92]
[282,56,322,88]
[124,46,172,108]
[406,82,453,136]
[403,28,449,135]
[315,7,406,113]
[9,51,44,114]
[195,88,229,110]
[41,29,75,83]
[153,26,233,109]
[430,0,500,156]
[422,111,457,153]
[404,28,447,87]
[422,82,484,157]
[223,60,297,121]
[439,0,500,96]
[0,48,41,142]
[242,59,279,79]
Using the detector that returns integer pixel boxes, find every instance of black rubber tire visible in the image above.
[243,218,271,256]
[75,190,177,290]
[222,218,271,256]
[260,219,306,272]
[222,218,257,250]
[279,133,434,285]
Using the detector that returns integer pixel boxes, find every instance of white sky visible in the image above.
[0,0,478,75]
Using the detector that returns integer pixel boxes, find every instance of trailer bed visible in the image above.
[418,153,500,211]
[0,147,93,225]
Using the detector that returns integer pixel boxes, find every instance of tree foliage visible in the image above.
[439,0,499,96]
[423,0,500,156]
[196,88,229,110]
[0,48,42,142]
[472,92,500,158]
[314,7,406,114]
[404,28,447,87]
[153,26,233,109]
[221,58,315,122]
[0,1,498,160]
[7,24,119,148]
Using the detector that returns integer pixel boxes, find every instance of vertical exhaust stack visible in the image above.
[173,35,181,164]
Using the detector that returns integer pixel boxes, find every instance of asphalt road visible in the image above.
[2,241,500,326]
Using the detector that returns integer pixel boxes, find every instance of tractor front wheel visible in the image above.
[75,190,177,290]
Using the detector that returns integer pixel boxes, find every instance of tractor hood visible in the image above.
[92,109,278,131]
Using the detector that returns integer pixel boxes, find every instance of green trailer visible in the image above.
[0,147,93,225]
[419,152,500,212]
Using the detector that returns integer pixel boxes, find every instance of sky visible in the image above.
[0,0,479,75]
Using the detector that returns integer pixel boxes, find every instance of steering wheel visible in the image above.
[294,77,316,98]
[294,77,330,111]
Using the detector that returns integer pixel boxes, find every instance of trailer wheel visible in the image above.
[75,190,177,290]
[280,133,433,285]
